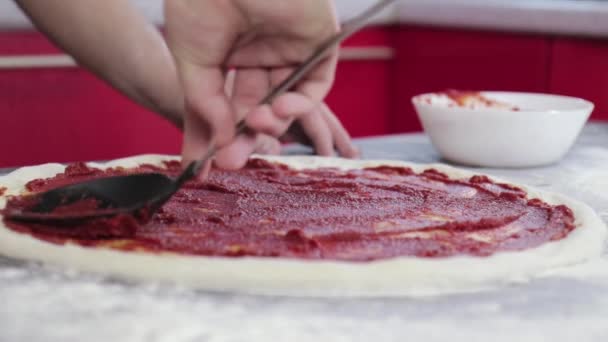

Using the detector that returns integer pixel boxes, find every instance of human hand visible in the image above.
[165,0,358,174]
[248,103,361,160]
[17,0,358,166]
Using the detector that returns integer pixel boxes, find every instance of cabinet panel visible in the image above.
[0,30,60,55]
[327,26,395,137]
[393,26,551,132]
[0,68,181,167]
[326,58,393,138]
[550,38,608,120]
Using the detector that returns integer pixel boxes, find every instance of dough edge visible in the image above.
[0,154,605,297]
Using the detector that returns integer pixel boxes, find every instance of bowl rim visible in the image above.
[411,91,595,114]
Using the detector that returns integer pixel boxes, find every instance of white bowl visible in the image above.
[412,91,594,168]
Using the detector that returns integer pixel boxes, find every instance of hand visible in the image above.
[280,103,360,158]
[165,0,355,173]
[17,0,359,167]
[250,103,361,159]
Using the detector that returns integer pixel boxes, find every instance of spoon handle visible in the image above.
[178,0,396,184]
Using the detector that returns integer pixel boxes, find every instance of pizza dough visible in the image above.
[0,155,605,297]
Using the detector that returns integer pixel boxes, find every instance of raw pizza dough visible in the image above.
[0,154,605,297]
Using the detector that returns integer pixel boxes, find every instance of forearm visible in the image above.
[16,0,184,126]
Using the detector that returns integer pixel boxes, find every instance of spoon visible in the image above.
[3,0,396,224]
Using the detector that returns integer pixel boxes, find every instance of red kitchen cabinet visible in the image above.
[326,58,394,138]
[0,30,59,55]
[393,26,552,132]
[0,67,182,167]
[4,25,607,168]
[550,38,608,120]
[327,26,395,138]
[0,31,183,168]
[0,28,395,167]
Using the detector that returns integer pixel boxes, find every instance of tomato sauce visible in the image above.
[444,89,520,111]
[1,159,575,261]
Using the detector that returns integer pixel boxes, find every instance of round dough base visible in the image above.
[0,155,605,297]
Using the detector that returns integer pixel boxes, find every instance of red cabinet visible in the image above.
[2,26,608,167]
[0,28,395,167]
[327,26,395,137]
[0,32,182,167]
[0,30,59,55]
[550,38,608,120]
[393,26,551,132]
[0,68,182,167]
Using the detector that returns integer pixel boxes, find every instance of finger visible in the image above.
[232,68,270,119]
[214,133,258,170]
[246,92,315,136]
[320,103,360,158]
[180,64,235,164]
[220,68,278,169]
[298,51,339,102]
[181,107,212,169]
[211,68,270,169]
[245,105,290,137]
[224,68,237,98]
[253,134,282,155]
[198,160,212,181]
[272,92,316,119]
[270,50,339,104]
[297,106,334,157]
[215,133,282,170]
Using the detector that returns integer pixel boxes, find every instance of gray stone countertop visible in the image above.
[2,123,608,342]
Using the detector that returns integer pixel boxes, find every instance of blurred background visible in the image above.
[1,0,607,167]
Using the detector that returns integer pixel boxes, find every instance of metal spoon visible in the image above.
[3,0,396,224]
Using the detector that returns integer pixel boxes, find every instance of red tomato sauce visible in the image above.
[444,89,520,111]
[1,159,575,261]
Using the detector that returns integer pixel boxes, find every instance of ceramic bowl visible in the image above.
[412,91,594,168]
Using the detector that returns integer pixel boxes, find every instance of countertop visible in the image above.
[2,123,608,342]
[3,1,608,37]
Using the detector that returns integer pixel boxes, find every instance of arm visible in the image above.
[15,0,184,126]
